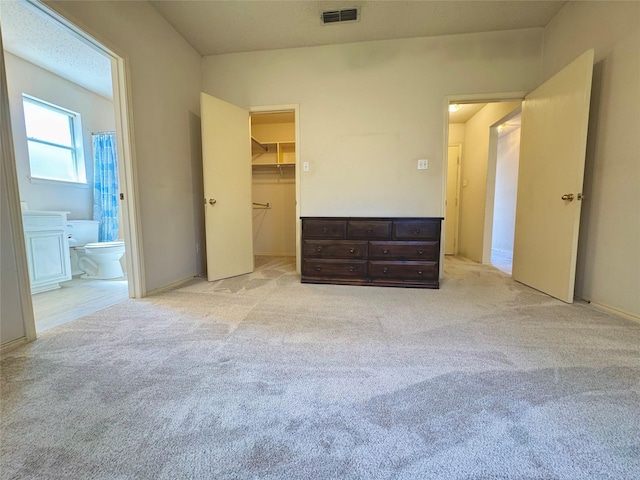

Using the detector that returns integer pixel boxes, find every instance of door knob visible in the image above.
[208,198,217,205]
[561,194,574,201]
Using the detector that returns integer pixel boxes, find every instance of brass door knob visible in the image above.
[561,194,574,201]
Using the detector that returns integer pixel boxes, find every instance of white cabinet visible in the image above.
[22,211,72,294]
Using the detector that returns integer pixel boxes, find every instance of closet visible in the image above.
[250,112,296,256]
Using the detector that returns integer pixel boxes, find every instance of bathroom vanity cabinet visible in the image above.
[22,211,72,293]
[301,216,443,288]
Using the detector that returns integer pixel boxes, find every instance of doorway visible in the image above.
[445,100,521,264]
[250,111,297,261]
[1,1,140,334]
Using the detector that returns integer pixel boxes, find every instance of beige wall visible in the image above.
[1,31,28,347]
[448,124,466,146]
[1,144,26,345]
[457,102,520,262]
[5,53,115,219]
[543,1,640,318]
[203,29,543,218]
[48,1,204,291]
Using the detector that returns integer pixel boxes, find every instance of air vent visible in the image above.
[321,8,359,25]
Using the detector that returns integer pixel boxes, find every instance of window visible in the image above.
[22,95,86,183]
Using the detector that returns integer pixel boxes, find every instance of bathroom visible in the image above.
[3,10,130,332]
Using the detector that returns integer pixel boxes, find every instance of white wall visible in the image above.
[457,102,520,262]
[543,1,640,318]
[492,128,520,255]
[48,1,204,291]
[5,53,114,219]
[203,29,543,218]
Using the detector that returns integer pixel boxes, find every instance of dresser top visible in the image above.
[300,216,444,221]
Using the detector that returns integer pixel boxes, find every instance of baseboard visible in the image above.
[587,301,640,324]
[0,336,29,356]
[146,276,199,296]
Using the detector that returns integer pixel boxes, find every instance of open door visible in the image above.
[512,50,594,303]
[200,92,254,281]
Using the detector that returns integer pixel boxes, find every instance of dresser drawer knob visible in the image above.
[348,266,355,272]
[316,246,322,252]
[382,249,389,254]
[315,266,322,271]
[382,267,389,274]
[417,250,424,255]
[349,248,355,254]
[366,228,373,234]
[322,227,328,233]
[417,270,423,275]
[411,229,420,236]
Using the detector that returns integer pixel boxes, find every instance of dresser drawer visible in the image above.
[393,220,440,240]
[303,259,367,279]
[303,220,346,239]
[348,220,392,239]
[369,241,439,261]
[368,261,438,281]
[303,240,368,259]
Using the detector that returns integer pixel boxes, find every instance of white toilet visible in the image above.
[67,220,126,280]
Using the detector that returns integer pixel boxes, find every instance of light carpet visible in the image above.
[1,256,639,479]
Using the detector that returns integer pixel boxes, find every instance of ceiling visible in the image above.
[0,1,567,100]
[0,1,113,99]
[150,0,567,56]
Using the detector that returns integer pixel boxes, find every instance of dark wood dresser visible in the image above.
[301,217,443,288]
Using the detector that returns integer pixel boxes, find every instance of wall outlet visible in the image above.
[417,159,429,170]
[303,161,310,172]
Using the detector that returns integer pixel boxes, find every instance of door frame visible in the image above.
[249,104,301,274]
[445,143,462,255]
[3,1,143,342]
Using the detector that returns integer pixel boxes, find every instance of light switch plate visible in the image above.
[303,162,309,172]
[417,159,429,170]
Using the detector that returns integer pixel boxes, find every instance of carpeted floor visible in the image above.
[1,256,639,479]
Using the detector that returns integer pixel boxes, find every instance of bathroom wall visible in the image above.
[5,52,115,219]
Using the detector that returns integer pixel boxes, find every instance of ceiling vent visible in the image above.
[321,8,359,25]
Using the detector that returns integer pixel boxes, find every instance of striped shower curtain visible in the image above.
[92,132,119,242]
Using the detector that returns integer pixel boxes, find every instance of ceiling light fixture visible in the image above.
[448,104,462,113]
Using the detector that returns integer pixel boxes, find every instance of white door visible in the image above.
[200,92,254,281]
[445,144,460,255]
[512,50,594,303]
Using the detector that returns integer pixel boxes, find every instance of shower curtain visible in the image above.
[92,132,119,242]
